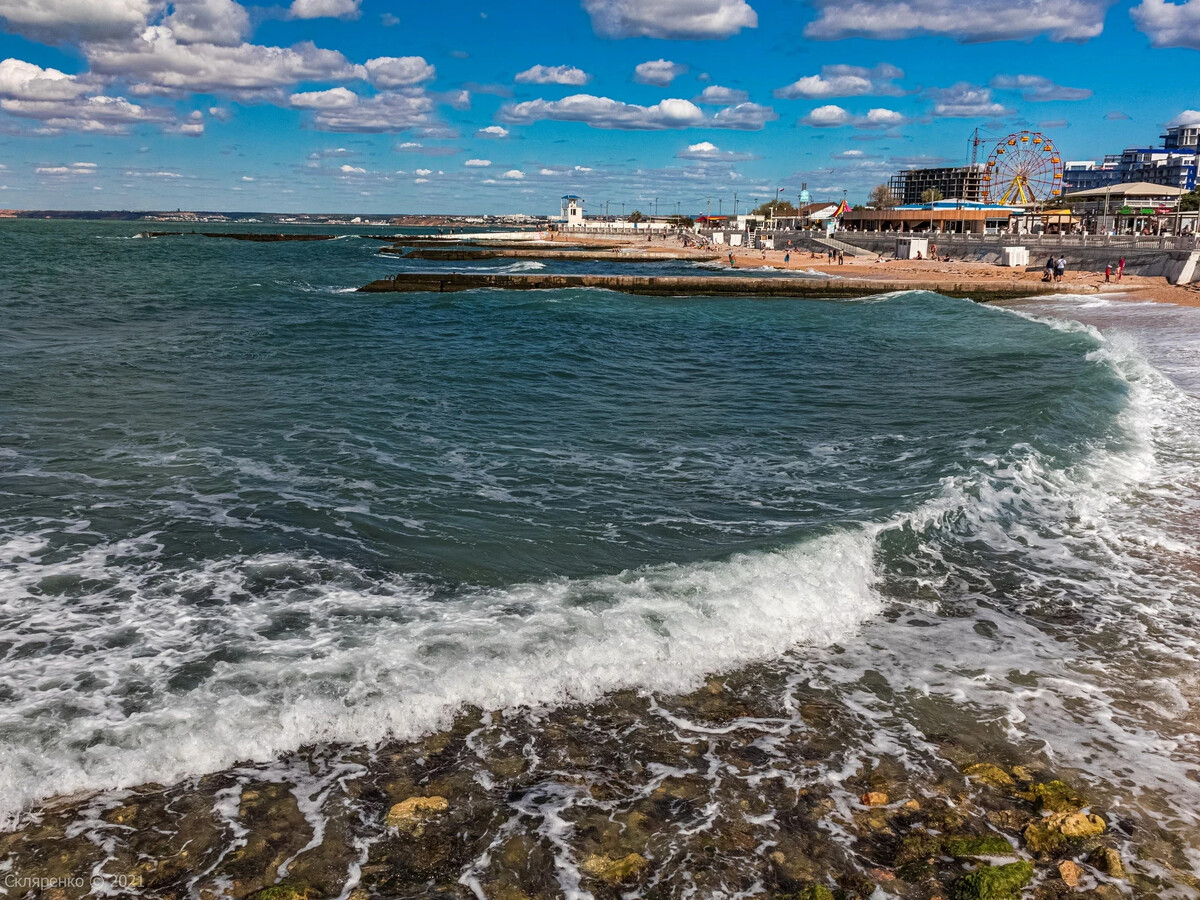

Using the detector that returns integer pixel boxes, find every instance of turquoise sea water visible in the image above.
[2,221,1200,868]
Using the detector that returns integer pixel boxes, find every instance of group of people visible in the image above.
[1042,254,1068,283]
[1104,258,1127,283]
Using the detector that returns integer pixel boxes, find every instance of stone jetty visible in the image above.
[358,272,1064,301]
[388,247,718,262]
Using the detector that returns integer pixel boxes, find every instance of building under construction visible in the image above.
[888,165,984,204]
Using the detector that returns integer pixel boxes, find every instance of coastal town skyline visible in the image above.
[0,0,1198,214]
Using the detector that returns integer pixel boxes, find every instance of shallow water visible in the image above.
[1,222,1199,895]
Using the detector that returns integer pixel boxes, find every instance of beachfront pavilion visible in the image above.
[841,201,1021,235]
[1061,182,1194,234]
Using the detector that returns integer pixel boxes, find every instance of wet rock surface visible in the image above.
[0,661,1193,899]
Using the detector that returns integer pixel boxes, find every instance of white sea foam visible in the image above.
[0,524,882,827]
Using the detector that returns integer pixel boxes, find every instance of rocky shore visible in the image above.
[2,658,1192,900]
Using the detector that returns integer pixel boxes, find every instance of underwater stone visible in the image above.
[384,796,449,834]
[943,834,1016,858]
[950,861,1034,900]
[580,852,648,884]
[963,764,1015,789]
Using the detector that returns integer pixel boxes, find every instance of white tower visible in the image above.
[561,195,585,227]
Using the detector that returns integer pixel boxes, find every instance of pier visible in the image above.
[357,272,1065,301]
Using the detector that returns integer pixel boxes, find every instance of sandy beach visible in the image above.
[548,231,1200,307]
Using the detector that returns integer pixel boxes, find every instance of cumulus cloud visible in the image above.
[307,146,355,158]
[289,0,361,19]
[990,74,1092,101]
[501,169,525,179]
[1105,110,1130,120]
[0,58,92,100]
[3,93,169,132]
[633,59,687,86]
[499,93,775,130]
[164,0,249,46]
[338,163,365,173]
[674,140,759,160]
[515,64,590,85]
[477,125,509,138]
[1131,0,1200,48]
[582,0,757,39]
[0,0,156,42]
[85,27,361,94]
[464,158,491,166]
[928,83,1013,117]
[300,91,435,132]
[774,64,903,100]
[800,104,906,128]
[1168,109,1200,126]
[289,86,357,109]
[804,0,1116,42]
[364,56,435,88]
[696,85,749,104]
[35,161,98,175]
[710,101,777,129]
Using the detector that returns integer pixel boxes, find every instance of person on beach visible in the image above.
[728,251,735,268]
[784,250,791,266]
[1055,256,1066,282]
[1117,257,1125,282]
[1105,263,1112,283]
[838,250,845,265]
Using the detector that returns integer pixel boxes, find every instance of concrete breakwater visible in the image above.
[135,231,338,242]
[388,248,718,262]
[358,272,1063,301]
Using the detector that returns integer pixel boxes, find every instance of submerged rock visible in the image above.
[861,791,889,807]
[1089,846,1125,878]
[951,860,1034,900]
[1058,859,1085,887]
[1025,780,1084,814]
[963,763,1016,789]
[943,834,1017,859]
[1023,812,1106,855]
[384,795,449,835]
[580,852,649,884]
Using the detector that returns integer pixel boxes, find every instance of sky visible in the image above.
[0,0,1198,215]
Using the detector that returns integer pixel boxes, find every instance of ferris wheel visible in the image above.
[981,131,1063,205]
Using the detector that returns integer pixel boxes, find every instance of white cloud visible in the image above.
[3,93,168,133]
[36,161,98,174]
[696,85,748,104]
[582,0,757,39]
[990,74,1091,101]
[364,56,435,88]
[802,104,851,127]
[805,0,1115,41]
[1131,0,1200,48]
[633,59,687,86]
[304,92,436,132]
[176,120,203,135]
[464,158,491,166]
[85,27,361,94]
[499,93,775,130]
[675,140,758,160]
[477,125,509,138]
[289,0,361,19]
[164,0,249,46]
[1168,109,1200,126]
[307,146,355,158]
[125,169,183,176]
[515,64,590,85]
[339,163,366,173]
[0,0,155,42]
[0,58,91,100]
[929,83,1013,117]
[774,64,903,100]
[501,169,525,179]
[414,168,432,176]
[710,101,777,129]
[240,175,253,180]
[413,177,429,183]
[289,86,357,109]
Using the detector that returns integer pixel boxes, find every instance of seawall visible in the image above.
[358,272,1065,301]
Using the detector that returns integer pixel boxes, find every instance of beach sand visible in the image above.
[550,231,1200,307]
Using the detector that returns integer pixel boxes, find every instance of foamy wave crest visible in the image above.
[0,527,881,827]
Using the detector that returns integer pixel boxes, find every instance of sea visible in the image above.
[1,220,1198,894]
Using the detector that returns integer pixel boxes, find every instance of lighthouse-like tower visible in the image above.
[561,195,585,227]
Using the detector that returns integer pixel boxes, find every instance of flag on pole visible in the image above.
[834,199,850,217]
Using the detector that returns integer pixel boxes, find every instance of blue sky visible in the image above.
[0,0,1197,215]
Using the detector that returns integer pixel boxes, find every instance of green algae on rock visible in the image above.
[951,860,1034,900]
[1024,811,1106,855]
[1025,780,1085,814]
[963,763,1016,789]
[943,834,1017,859]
